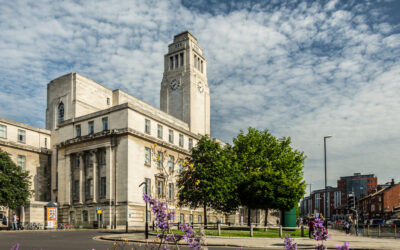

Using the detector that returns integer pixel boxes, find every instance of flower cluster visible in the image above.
[143,193,202,250]
[312,217,329,249]
[284,234,297,250]
[336,242,350,250]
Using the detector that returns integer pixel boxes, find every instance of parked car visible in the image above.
[369,219,384,227]
[391,219,400,227]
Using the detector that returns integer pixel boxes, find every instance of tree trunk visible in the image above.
[248,207,251,226]
[204,203,207,229]
[264,208,269,227]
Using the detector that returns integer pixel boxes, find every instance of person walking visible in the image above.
[308,217,315,238]
[345,216,353,235]
[12,214,17,230]
[2,215,7,228]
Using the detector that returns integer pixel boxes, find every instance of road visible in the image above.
[0,230,243,250]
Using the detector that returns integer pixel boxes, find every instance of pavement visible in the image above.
[98,229,400,249]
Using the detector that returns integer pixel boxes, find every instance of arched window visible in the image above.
[58,102,64,123]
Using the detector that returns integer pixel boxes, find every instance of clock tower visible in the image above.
[160,31,210,135]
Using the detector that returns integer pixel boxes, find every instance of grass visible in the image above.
[165,227,308,238]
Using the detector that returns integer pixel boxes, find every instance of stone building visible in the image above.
[0,117,51,225]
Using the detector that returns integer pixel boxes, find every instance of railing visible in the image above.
[25,222,44,230]
[331,223,400,238]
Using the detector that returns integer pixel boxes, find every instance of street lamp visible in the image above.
[139,181,149,239]
[324,135,332,220]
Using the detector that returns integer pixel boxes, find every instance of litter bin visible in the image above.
[283,207,297,230]
[93,221,98,229]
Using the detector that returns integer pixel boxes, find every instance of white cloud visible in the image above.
[0,0,399,194]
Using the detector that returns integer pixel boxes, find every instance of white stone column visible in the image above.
[91,149,98,203]
[105,146,113,228]
[78,153,84,204]
[65,154,71,205]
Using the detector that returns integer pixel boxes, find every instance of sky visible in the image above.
[1,0,399,195]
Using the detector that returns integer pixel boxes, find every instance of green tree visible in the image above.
[177,135,241,227]
[0,149,33,209]
[233,128,306,226]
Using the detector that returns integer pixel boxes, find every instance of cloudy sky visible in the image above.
[1,0,399,194]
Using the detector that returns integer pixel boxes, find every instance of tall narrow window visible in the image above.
[17,155,26,170]
[44,138,47,148]
[102,117,108,131]
[87,179,93,199]
[74,180,79,200]
[144,147,151,166]
[100,177,106,197]
[175,54,179,68]
[188,138,193,150]
[157,124,163,139]
[168,129,174,143]
[168,183,174,201]
[145,119,151,134]
[198,215,202,223]
[58,102,64,123]
[198,57,200,70]
[194,55,197,68]
[170,56,174,70]
[179,160,183,173]
[0,124,6,138]
[179,134,184,147]
[82,210,88,222]
[180,214,185,223]
[157,180,164,198]
[180,52,184,66]
[17,129,25,143]
[168,155,174,172]
[88,121,94,134]
[143,178,151,195]
[189,214,193,224]
[107,98,110,105]
[157,151,163,169]
[75,125,81,137]
[201,60,203,73]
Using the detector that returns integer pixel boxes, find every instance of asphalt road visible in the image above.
[0,230,243,250]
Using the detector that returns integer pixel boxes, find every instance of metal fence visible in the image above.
[331,224,400,238]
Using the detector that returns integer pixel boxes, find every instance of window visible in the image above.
[44,138,47,148]
[188,138,193,150]
[18,129,25,143]
[168,129,174,143]
[82,210,88,222]
[143,178,151,195]
[75,156,80,168]
[157,151,163,169]
[75,125,81,137]
[179,160,183,173]
[180,52,184,66]
[17,155,26,170]
[175,54,178,68]
[87,179,93,199]
[102,117,108,131]
[157,124,163,139]
[198,57,200,70]
[198,215,202,223]
[144,147,151,165]
[145,119,151,134]
[194,55,197,68]
[214,216,217,223]
[180,213,185,223]
[371,204,375,212]
[168,183,174,201]
[58,102,64,123]
[99,150,106,165]
[107,98,110,105]
[170,56,173,70]
[189,214,193,224]
[88,121,94,134]
[179,134,184,147]
[201,60,203,73]
[74,180,79,200]
[157,180,164,198]
[100,177,106,198]
[69,211,75,223]
[168,155,174,172]
[0,124,6,138]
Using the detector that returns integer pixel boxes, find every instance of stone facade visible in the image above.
[0,117,51,226]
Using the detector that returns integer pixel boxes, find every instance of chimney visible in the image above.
[391,179,395,186]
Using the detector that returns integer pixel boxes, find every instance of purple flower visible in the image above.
[10,243,19,250]
[284,235,297,250]
[336,242,350,250]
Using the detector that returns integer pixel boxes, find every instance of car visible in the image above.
[392,219,400,227]
[369,219,384,227]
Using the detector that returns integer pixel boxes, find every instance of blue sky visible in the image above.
[1,0,399,194]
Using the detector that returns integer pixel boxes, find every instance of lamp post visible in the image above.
[324,136,332,220]
[139,181,149,239]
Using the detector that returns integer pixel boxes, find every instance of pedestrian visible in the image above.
[345,216,353,235]
[12,214,17,230]
[308,217,315,238]
[2,215,7,227]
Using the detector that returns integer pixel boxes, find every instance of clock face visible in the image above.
[197,82,204,93]
[170,79,180,90]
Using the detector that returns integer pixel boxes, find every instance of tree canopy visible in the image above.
[0,149,33,209]
[177,135,241,223]
[233,127,306,211]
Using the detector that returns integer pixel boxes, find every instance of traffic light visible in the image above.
[347,193,355,209]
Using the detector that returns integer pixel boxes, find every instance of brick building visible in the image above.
[338,173,377,206]
[300,186,340,219]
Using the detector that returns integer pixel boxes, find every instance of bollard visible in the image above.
[395,224,397,238]
[301,225,304,237]
[367,225,369,236]
[378,224,381,237]
[218,223,221,236]
[279,225,283,238]
[250,224,254,237]
[152,221,155,231]
[126,221,128,233]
